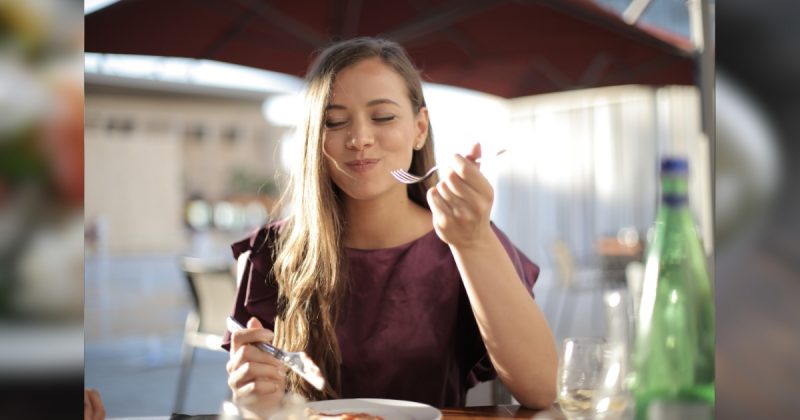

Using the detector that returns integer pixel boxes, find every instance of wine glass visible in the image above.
[556,337,608,419]
[591,290,634,420]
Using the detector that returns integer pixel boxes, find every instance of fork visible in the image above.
[390,148,507,184]
[226,316,326,391]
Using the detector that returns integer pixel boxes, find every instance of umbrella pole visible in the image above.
[689,0,716,262]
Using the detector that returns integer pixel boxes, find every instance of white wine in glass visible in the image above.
[557,337,606,420]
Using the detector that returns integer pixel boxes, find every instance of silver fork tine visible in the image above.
[391,169,427,184]
[390,169,415,183]
[392,168,431,184]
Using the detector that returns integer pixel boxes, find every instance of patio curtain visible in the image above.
[490,85,705,270]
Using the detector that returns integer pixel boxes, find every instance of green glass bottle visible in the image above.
[632,157,715,419]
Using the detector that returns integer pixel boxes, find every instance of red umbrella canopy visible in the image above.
[85,0,695,98]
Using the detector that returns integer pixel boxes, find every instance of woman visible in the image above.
[223,37,557,417]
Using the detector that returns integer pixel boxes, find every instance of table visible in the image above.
[595,237,643,283]
[115,404,566,419]
[441,404,559,419]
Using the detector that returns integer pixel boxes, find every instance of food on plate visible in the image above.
[306,408,384,420]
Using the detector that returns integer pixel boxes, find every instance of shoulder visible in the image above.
[231,220,285,298]
[231,219,286,260]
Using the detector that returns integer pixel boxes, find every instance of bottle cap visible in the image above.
[661,157,688,174]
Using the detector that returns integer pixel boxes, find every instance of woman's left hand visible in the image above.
[427,142,495,249]
[84,389,106,420]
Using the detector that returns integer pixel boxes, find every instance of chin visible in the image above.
[338,182,399,202]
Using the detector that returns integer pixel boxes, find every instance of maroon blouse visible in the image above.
[221,221,540,408]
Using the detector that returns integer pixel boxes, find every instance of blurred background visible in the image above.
[0,0,84,418]
[81,0,713,415]
[0,0,797,418]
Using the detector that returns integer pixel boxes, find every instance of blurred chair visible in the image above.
[545,239,609,339]
[596,228,643,283]
[174,256,236,414]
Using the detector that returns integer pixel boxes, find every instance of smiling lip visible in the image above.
[345,159,380,172]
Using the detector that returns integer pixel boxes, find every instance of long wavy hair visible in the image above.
[271,37,437,400]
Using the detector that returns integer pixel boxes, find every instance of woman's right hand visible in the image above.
[226,317,288,418]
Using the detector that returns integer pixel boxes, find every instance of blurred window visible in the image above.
[105,116,134,134]
[213,201,244,231]
[244,201,268,228]
[221,125,240,146]
[184,123,206,143]
[186,199,212,230]
[86,113,102,131]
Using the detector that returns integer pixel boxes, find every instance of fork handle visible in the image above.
[226,316,281,358]
[255,342,283,359]
[474,148,506,163]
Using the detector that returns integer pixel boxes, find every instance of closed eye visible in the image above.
[373,115,396,123]
[325,120,347,129]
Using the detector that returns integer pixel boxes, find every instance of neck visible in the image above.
[343,190,432,249]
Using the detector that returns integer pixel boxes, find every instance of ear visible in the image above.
[414,107,429,147]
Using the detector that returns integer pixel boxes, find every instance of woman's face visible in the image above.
[322,57,428,202]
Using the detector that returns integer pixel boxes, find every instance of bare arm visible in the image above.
[450,232,558,408]
[427,143,557,408]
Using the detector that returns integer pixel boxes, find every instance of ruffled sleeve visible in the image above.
[221,221,283,351]
[492,222,540,297]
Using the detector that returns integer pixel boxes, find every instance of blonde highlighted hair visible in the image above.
[271,37,437,399]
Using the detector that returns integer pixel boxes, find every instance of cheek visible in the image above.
[321,132,336,152]
[322,133,347,163]
[380,125,416,150]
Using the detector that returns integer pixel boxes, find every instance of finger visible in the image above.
[427,186,454,218]
[442,167,483,203]
[247,317,264,329]
[441,164,493,222]
[86,389,105,420]
[235,378,285,400]
[464,142,482,162]
[228,362,255,394]
[93,397,106,420]
[230,360,288,390]
[229,316,272,355]
[448,154,493,197]
[436,181,473,220]
[228,343,255,374]
[444,170,494,221]
[230,328,274,359]
[229,342,285,375]
[230,319,274,354]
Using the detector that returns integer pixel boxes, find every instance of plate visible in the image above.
[306,398,442,420]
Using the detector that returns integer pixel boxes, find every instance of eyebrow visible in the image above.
[325,98,401,110]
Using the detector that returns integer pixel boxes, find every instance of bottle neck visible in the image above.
[660,173,689,207]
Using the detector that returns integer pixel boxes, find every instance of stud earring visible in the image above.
[414,143,423,150]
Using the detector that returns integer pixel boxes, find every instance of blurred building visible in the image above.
[85,73,291,255]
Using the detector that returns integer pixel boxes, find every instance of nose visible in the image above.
[346,118,374,150]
